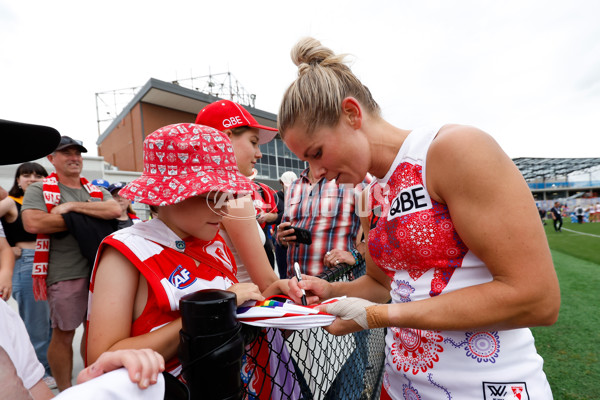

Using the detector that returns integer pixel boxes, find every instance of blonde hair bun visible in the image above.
[279,37,380,136]
[292,37,347,76]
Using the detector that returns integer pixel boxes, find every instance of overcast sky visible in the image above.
[1,0,599,162]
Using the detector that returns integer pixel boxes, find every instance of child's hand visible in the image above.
[262,279,290,298]
[228,282,265,305]
[77,348,165,389]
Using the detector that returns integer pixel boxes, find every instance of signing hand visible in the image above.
[288,274,332,305]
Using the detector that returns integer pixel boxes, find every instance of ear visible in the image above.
[223,129,234,139]
[46,154,54,164]
[341,97,363,130]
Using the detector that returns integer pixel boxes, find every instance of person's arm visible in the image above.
[86,247,181,365]
[49,199,121,220]
[256,185,279,226]
[256,211,278,226]
[22,209,68,234]
[28,349,167,399]
[0,346,39,400]
[323,248,355,267]
[272,191,285,227]
[384,126,559,331]
[288,244,391,306]
[28,380,54,400]
[0,236,15,300]
[23,189,121,235]
[354,225,366,256]
[0,197,18,224]
[227,282,265,305]
[429,126,558,326]
[221,195,278,292]
[323,125,561,335]
[77,349,165,389]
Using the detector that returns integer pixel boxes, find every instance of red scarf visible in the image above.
[32,173,103,301]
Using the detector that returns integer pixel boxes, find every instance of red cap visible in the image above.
[195,100,277,145]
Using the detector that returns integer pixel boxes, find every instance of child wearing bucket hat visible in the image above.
[85,123,265,376]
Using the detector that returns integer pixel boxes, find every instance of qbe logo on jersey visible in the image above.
[482,382,529,400]
[387,184,432,220]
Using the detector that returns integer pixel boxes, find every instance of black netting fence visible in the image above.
[240,261,386,399]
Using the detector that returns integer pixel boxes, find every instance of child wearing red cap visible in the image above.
[195,100,280,289]
[196,101,302,398]
[85,123,265,376]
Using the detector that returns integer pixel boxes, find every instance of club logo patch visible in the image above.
[168,265,197,289]
[483,382,529,400]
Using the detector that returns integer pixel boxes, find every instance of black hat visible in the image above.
[0,119,61,165]
[55,136,88,153]
[107,181,126,194]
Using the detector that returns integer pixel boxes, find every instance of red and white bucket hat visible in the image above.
[195,100,278,145]
[119,123,253,206]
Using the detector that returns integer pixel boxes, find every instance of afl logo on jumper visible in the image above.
[388,184,432,220]
[169,265,197,289]
[483,382,529,400]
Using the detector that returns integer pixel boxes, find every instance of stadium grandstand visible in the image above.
[513,157,600,214]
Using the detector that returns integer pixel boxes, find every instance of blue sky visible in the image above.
[1,0,599,160]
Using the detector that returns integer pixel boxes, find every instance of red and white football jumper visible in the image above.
[87,218,237,376]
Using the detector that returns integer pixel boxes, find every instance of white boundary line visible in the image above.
[561,228,600,238]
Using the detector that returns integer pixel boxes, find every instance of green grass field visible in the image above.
[530,219,600,399]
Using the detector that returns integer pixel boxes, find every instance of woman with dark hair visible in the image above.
[0,161,55,388]
[196,101,301,398]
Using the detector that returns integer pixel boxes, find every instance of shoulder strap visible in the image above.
[181,235,238,283]
[8,196,23,205]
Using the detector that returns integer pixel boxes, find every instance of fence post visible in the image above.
[178,289,245,399]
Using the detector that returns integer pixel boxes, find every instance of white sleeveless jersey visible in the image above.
[368,126,553,400]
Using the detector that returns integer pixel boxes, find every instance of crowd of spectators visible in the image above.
[0,102,314,399]
[0,119,166,399]
[538,200,600,227]
[2,37,573,397]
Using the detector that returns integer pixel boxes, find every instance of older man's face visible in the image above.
[49,147,83,177]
